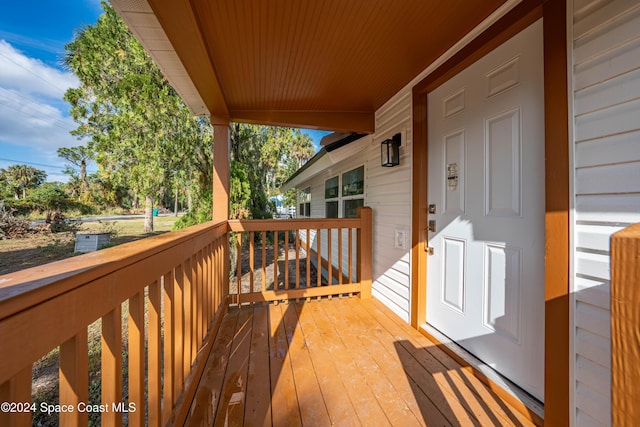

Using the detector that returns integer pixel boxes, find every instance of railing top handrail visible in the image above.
[0,220,228,321]
[228,216,363,232]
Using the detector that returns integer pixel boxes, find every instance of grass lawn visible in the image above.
[0,215,179,275]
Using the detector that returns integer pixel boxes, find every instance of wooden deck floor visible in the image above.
[186,297,537,426]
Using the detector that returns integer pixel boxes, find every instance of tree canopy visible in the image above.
[64,1,211,231]
[63,1,315,230]
[0,165,47,199]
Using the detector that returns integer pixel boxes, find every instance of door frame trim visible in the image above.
[411,0,569,425]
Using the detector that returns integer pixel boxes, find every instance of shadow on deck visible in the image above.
[185,297,537,426]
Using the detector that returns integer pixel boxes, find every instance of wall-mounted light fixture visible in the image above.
[381,133,401,167]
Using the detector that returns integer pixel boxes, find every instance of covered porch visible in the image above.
[0,212,539,426]
[3,0,640,424]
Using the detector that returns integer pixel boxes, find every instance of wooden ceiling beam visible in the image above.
[231,110,375,134]
[145,0,229,118]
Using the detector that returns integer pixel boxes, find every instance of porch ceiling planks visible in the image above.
[112,0,508,132]
[186,298,538,426]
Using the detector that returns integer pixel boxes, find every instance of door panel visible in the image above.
[426,20,545,401]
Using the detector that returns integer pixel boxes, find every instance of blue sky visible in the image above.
[0,1,328,183]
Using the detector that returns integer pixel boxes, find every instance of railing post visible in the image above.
[611,223,640,427]
[357,207,372,299]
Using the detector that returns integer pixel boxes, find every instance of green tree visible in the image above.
[230,160,252,219]
[57,146,92,197]
[229,124,314,219]
[0,165,47,199]
[28,182,69,212]
[64,2,210,232]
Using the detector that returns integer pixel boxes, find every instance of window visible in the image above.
[325,176,339,218]
[342,166,365,218]
[344,198,364,218]
[299,187,311,217]
[326,201,339,218]
[342,166,364,197]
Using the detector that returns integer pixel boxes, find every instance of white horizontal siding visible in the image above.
[576,382,612,426]
[369,90,413,323]
[575,193,640,224]
[575,327,611,370]
[575,130,640,168]
[576,162,640,195]
[576,301,610,339]
[292,90,413,323]
[575,276,610,310]
[571,0,640,424]
[576,355,611,397]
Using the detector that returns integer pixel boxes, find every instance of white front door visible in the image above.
[426,20,545,401]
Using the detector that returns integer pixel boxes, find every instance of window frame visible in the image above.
[341,165,365,218]
[298,186,311,217]
[325,176,339,218]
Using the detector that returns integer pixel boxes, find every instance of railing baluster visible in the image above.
[236,232,242,301]
[211,242,215,313]
[328,229,333,291]
[201,243,212,326]
[295,230,300,289]
[148,281,162,427]
[249,231,255,293]
[198,250,205,343]
[60,329,89,427]
[190,255,197,374]
[221,236,226,307]
[162,271,174,423]
[261,231,267,292]
[102,305,123,427]
[284,230,289,289]
[215,240,221,311]
[348,228,353,284]
[317,229,322,289]
[0,366,32,427]
[306,229,311,292]
[128,291,145,427]
[338,228,343,285]
[190,254,198,362]
[173,265,184,400]
[182,258,192,374]
[274,230,279,290]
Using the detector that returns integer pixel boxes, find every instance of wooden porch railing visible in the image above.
[611,222,640,427]
[228,206,372,305]
[0,209,372,426]
[0,220,229,427]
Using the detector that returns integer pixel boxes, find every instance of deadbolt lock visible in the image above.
[428,204,436,214]
[426,246,434,255]
[428,220,436,232]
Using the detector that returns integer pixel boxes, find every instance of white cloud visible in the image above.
[0,88,79,148]
[0,40,79,99]
[0,41,85,179]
